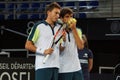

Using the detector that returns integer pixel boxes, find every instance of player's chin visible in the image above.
[54,18,58,21]
[52,18,56,21]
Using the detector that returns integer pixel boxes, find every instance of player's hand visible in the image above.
[62,31,66,42]
[44,48,54,55]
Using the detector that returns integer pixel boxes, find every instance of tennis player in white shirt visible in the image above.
[58,7,84,80]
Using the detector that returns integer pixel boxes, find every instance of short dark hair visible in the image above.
[45,2,61,14]
[60,7,73,18]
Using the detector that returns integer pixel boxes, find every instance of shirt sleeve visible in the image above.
[88,49,93,59]
[77,28,83,39]
[27,24,40,43]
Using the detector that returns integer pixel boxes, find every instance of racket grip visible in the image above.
[43,54,50,64]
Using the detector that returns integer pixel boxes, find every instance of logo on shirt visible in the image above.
[83,53,88,58]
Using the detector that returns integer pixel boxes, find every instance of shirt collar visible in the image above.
[42,20,57,26]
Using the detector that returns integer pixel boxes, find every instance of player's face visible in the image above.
[62,13,73,23]
[48,8,60,22]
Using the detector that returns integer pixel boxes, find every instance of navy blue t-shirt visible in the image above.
[78,47,93,80]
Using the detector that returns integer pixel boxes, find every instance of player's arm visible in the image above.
[25,40,37,53]
[88,58,93,72]
[88,49,93,72]
[25,40,53,55]
[59,32,66,52]
[69,18,84,49]
[72,29,84,49]
[25,26,39,53]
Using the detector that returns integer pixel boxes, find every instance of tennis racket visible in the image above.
[43,23,66,64]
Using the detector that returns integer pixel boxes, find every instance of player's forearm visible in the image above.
[88,59,93,72]
[72,29,84,49]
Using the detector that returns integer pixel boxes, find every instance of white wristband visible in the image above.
[61,42,66,47]
[36,48,45,55]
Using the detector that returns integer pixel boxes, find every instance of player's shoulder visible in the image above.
[34,20,47,26]
[77,28,82,31]
[76,28,82,35]
[87,49,93,53]
[35,20,61,27]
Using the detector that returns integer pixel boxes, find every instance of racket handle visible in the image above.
[43,54,50,64]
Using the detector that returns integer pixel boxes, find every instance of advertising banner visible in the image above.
[0,58,35,80]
